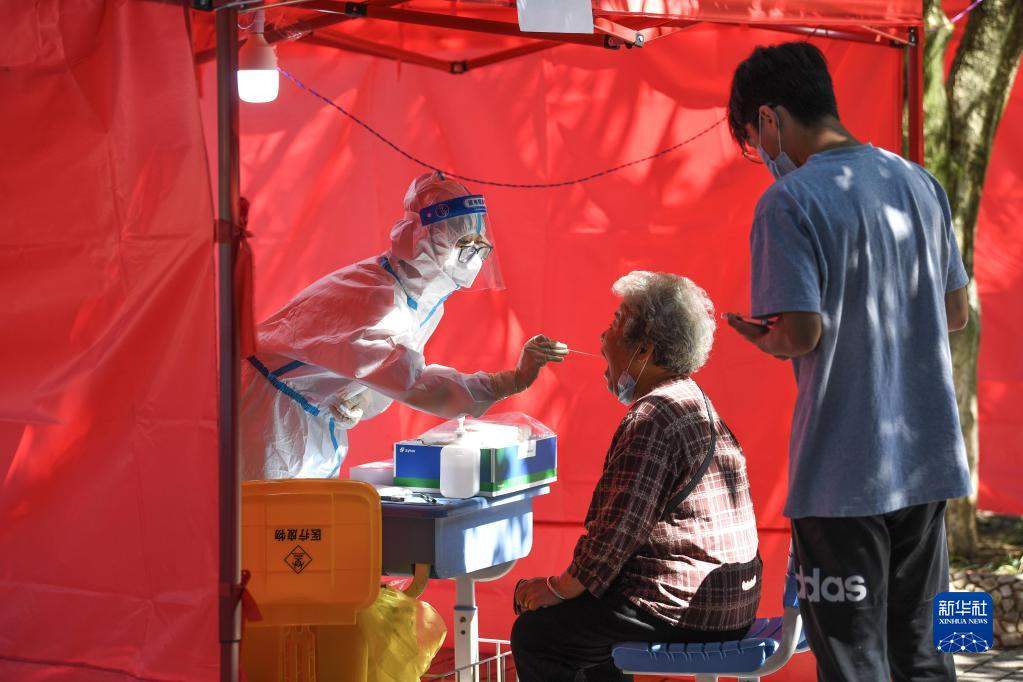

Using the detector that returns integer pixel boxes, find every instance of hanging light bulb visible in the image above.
[237,10,278,103]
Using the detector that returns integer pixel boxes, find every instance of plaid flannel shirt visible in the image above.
[568,377,762,631]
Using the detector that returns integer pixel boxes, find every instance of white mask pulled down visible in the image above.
[613,348,651,406]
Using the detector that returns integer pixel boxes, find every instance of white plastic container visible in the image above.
[439,417,481,499]
[349,460,394,487]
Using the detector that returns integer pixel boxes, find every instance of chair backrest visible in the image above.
[782,546,800,609]
[754,543,805,677]
[242,479,382,626]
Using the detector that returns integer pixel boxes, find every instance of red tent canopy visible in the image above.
[190,1,924,72]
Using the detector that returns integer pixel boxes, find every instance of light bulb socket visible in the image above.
[238,31,277,71]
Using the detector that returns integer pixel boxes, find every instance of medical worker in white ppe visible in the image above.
[240,172,567,480]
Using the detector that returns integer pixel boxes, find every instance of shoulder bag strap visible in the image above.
[662,388,717,520]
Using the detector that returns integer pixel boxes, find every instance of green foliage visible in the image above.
[921,0,1023,559]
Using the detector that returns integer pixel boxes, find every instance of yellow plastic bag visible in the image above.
[357,587,447,682]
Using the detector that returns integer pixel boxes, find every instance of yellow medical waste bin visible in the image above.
[241,479,381,682]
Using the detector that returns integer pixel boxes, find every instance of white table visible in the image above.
[380,486,550,681]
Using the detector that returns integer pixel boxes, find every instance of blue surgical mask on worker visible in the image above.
[757,108,797,180]
[615,347,651,405]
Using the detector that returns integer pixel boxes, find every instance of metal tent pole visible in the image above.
[215,7,242,682]
[907,26,925,164]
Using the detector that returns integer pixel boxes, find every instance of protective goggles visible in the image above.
[455,234,494,264]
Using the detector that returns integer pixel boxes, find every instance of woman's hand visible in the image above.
[514,577,563,613]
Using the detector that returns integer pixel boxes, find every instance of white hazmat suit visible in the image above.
[240,173,565,480]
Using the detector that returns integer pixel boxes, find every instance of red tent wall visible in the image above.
[975,75,1023,515]
[200,27,902,646]
[0,2,218,679]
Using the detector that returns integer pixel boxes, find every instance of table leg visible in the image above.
[452,561,518,682]
[454,575,479,682]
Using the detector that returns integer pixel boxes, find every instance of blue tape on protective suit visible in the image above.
[421,292,452,327]
[379,256,418,310]
[419,195,487,227]
[248,356,320,417]
[250,356,344,476]
[326,416,341,478]
[272,360,305,377]
[381,257,455,327]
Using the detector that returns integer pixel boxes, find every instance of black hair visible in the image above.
[727,42,839,153]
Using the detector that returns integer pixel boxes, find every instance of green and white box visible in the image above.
[393,413,557,497]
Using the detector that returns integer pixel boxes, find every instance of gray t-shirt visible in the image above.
[750,144,971,518]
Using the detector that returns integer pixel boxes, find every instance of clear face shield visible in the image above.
[418,194,504,291]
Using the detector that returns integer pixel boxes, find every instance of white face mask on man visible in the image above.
[756,108,797,180]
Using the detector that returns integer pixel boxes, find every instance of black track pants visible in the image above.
[791,500,957,682]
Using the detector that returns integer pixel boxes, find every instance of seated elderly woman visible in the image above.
[511,271,762,682]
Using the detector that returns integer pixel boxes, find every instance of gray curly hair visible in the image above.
[612,271,716,376]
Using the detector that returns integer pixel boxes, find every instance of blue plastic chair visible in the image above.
[612,548,809,681]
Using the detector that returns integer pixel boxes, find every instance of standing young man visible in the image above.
[725,42,970,680]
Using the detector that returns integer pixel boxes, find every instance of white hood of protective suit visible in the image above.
[386,172,489,308]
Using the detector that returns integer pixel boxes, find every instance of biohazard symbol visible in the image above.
[284,545,312,574]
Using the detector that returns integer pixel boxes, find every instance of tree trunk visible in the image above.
[921,0,1023,559]
[922,0,953,189]
[948,294,981,558]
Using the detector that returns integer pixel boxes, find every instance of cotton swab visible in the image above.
[567,348,602,358]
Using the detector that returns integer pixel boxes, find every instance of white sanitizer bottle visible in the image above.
[439,416,480,499]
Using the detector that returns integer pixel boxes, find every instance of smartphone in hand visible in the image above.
[723,312,777,330]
